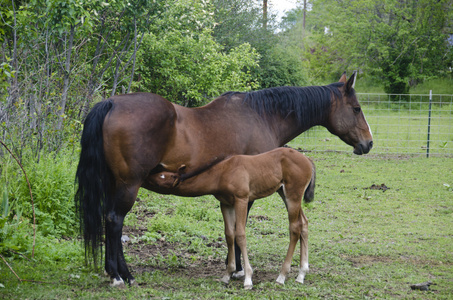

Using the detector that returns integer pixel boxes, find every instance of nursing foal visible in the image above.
[150,147,316,289]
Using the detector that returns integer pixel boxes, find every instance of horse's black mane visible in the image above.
[222,83,344,127]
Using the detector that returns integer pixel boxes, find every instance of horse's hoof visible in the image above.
[244,284,253,290]
[276,275,286,285]
[231,270,245,279]
[110,278,126,288]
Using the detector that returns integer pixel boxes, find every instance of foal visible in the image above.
[150,147,316,289]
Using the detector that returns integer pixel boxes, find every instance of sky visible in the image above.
[270,0,299,21]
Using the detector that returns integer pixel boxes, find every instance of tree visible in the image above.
[135,0,259,107]
[299,0,453,94]
[212,0,309,88]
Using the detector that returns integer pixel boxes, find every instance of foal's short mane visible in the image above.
[222,83,344,127]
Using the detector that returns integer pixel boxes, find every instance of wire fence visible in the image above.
[288,93,453,157]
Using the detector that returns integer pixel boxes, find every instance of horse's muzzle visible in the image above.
[354,141,373,155]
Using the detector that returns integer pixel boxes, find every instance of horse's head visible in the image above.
[327,72,373,155]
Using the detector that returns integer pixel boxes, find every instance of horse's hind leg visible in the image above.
[105,184,139,287]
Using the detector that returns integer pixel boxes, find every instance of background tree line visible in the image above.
[0,0,452,158]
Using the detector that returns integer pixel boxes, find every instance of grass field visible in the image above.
[1,149,452,299]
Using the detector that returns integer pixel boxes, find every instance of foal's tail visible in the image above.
[74,99,114,268]
[303,159,316,203]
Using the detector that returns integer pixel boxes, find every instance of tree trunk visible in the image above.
[57,25,75,131]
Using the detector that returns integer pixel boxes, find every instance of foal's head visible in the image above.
[327,72,373,155]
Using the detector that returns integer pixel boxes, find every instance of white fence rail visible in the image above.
[288,93,453,157]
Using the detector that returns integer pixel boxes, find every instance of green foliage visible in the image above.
[1,151,78,238]
[135,0,259,106]
[0,59,14,96]
[212,0,309,88]
[298,0,453,93]
[255,40,309,88]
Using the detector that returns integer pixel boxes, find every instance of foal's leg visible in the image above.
[230,200,254,278]
[234,198,253,289]
[296,209,309,284]
[105,184,138,287]
[276,192,303,285]
[220,203,236,285]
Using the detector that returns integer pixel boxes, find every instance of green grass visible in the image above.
[1,151,452,299]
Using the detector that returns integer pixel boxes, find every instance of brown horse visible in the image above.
[149,147,315,289]
[75,72,372,287]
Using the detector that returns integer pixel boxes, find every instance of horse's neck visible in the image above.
[272,111,329,146]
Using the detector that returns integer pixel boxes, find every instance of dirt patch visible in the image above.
[343,254,395,267]
[121,211,284,285]
[249,215,270,221]
[364,183,390,192]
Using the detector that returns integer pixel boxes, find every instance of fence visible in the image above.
[288,93,453,157]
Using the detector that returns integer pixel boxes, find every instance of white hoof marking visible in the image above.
[110,277,125,287]
[231,270,245,279]
[244,278,253,289]
[220,275,230,285]
[295,274,305,284]
[276,274,286,285]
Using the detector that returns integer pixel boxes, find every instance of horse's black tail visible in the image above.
[75,99,114,268]
[303,159,316,203]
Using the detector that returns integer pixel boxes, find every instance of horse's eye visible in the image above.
[353,107,361,113]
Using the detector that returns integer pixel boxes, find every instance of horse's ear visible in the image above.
[339,72,347,83]
[346,71,357,91]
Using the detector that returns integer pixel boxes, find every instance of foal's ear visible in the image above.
[178,164,187,174]
[346,71,357,92]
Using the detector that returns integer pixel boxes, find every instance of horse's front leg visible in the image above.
[220,203,236,285]
[234,198,253,289]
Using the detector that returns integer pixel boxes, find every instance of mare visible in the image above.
[149,147,316,289]
[75,72,373,287]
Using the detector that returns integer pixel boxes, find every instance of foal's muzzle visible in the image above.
[354,141,373,155]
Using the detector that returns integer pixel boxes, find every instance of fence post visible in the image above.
[426,90,432,158]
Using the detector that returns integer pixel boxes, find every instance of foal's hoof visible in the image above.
[244,284,253,290]
[296,274,306,284]
[276,275,286,285]
[220,275,230,285]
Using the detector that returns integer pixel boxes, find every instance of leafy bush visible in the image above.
[1,150,78,239]
[134,0,259,107]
